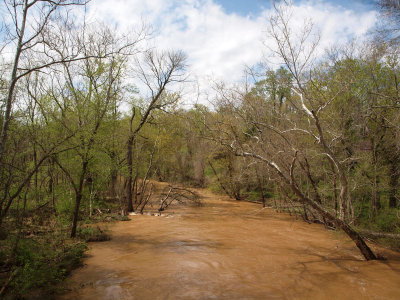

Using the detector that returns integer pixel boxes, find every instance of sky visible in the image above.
[215,0,377,16]
[84,0,379,105]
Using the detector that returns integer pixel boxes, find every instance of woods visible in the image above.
[0,0,399,298]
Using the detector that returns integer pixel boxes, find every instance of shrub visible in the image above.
[76,226,111,242]
[374,209,400,233]
[8,237,87,298]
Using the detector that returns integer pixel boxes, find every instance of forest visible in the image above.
[0,0,399,298]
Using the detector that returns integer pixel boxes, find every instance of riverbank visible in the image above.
[0,205,128,299]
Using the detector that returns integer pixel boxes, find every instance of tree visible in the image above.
[202,1,377,260]
[376,0,400,43]
[45,23,146,237]
[0,1,148,224]
[0,0,88,167]
[125,50,187,212]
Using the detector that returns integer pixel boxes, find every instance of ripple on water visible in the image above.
[59,191,400,300]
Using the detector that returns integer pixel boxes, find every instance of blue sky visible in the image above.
[214,0,269,16]
[214,0,376,16]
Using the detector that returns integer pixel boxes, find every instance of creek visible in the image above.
[59,189,400,299]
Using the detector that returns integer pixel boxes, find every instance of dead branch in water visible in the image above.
[360,230,400,240]
[139,183,154,214]
[158,185,201,211]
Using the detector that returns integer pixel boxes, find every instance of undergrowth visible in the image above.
[0,207,117,299]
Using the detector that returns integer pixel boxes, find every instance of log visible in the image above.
[360,230,400,240]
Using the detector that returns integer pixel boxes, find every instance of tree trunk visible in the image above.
[125,108,136,212]
[241,152,377,260]
[256,167,266,208]
[126,136,134,212]
[388,161,399,208]
[110,171,118,198]
[71,161,88,238]
[71,191,83,238]
[33,144,39,204]
[109,150,118,199]
[208,160,233,198]
[290,182,377,260]
[0,2,28,166]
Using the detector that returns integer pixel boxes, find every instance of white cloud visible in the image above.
[155,1,264,77]
[86,0,378,105]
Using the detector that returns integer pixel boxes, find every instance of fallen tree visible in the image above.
[158,185,201,211]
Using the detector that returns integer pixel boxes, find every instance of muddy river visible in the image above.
[60,189,400,299]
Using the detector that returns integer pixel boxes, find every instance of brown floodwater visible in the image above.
[59,189,400,300]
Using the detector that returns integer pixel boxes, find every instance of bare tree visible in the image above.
[158,185,200,212]
[376,0,400,43]
[379,0,400,21]
[203,1,377,260]
[268,0,356,221]
[125,50,187,212]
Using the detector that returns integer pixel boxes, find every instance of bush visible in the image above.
[76,226,111,242]
[8,236,87,298]
[245,191,261,202]
[374,209,400,233]
[115,215,130,221]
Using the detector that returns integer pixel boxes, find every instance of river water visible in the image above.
[59,189,400,300]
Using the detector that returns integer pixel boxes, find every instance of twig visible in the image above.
[0,268,19,297]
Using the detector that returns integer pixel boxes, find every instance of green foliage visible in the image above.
[8,236,87,298]
[245,191,262,202]
[208,181,225,195]
[56,196,75,218]
[374,209,400,233]
[76,226,111,242]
